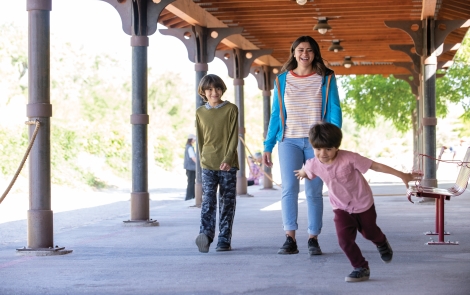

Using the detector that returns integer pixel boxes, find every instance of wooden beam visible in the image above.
[421,0,437,19]
[165,0,282,66]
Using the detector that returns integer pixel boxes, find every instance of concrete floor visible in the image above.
[0,182,470,295]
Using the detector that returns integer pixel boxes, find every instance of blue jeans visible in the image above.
[278,137,323,236]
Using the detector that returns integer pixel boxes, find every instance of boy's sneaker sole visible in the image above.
[195,233,210,253]
[377,240,393,263]
[345,267,370,282]
[277,248,299,254]
[215,246,232,252]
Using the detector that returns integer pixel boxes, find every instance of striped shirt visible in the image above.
[284,71,322,138]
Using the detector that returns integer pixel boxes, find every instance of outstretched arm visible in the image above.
[370,161,419,188]
[294,168,310,180]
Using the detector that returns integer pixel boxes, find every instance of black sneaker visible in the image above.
[195,233,212,253]
[215,241,231,252]
[345,267,370,282]
[277,235,299,254]
[308,237,322,255]
[377,240,393,263]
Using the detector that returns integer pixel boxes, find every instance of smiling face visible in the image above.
[294,42,314,69]
[204,85,224,107]
[313,147,339,164]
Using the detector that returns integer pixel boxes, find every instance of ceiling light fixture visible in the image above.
[296,0,308,5]
[313,18,332,35]
[328,40,343,53]
[343,56,354,68]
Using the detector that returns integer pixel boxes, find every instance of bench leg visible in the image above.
[426,196,458,245]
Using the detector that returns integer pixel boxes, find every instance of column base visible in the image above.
[16,246,73,256]
[237,175,248,196]
[123,219,159,227]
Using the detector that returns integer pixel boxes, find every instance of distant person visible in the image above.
[295,122,417,282]
[195,74,239,253]
[263,35,342,256]
[247,152,263,186]
[184,134,197,201]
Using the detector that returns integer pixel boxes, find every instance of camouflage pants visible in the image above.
[200,168,237,244]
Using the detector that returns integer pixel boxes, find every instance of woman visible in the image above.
[184,134,197,201]
[263,36,342,255]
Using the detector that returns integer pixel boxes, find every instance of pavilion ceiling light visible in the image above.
[328,40,343,53]
[296,0,308,5]
[313,17,339,35]
[343,56,354,68]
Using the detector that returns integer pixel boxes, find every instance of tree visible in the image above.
[340,31,470,134]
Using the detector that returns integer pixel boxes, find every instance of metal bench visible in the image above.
[407,147,470,245]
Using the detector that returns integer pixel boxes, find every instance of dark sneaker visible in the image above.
[195,233,211,253]
[215,241,231,252]
[308,237,322,255]
[277,235,299,254]
[377,240,393,263]
[345,267,370,282]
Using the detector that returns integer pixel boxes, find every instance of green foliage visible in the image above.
[0,128,28,175]
[0,23,194,190]
[340,75,416,132]
[340,31,470,134]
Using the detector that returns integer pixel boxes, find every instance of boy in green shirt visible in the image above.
[195,74,239,253]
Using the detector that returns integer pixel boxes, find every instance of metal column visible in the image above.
[101,0,175,225]
[159,25,243,205]
[19,0,71,255]
[216,48,272,196]
[250,65,281,189]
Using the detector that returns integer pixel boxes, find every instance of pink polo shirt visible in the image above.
[304,150,374,214]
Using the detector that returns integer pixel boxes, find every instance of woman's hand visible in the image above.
[263,152,273,168]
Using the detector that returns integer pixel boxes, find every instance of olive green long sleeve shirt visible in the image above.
[196,101,239,171]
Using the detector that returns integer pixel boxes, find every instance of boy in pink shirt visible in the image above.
[295,122,417,282]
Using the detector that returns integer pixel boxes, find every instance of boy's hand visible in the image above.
[401,171,422,188]
[220,163,231,171]
[294,168,308,180]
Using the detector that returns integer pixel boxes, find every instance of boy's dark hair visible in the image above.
[197,74,227,102]
[309,122,342,149]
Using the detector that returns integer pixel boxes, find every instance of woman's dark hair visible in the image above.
[197,74,227,102]
[281,36,333,77]
[309,122,342,149]
[186,138,193,145]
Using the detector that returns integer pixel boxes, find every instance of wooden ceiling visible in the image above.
[158,0,470,76]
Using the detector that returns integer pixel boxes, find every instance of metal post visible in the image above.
[19,0,71,255]
[194,63,207,207]
[422,18,438,187]
[127,36,158,225]
[262,90,273,189]
[159,26,243,205]
[234,78,248,195]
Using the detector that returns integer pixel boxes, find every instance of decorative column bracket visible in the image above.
[385,20,470,56]
[216,48,273,79]
[250,65,281,92]
[100,0,175,36]
[393,62,419,87]
[159,26,244,63]
[389,45,421,73]
[394,75,419,97]
[385,21,424,56]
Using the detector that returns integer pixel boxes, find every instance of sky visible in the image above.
[0,0,260,91]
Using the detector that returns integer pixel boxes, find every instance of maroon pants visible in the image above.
[333,204,387,269]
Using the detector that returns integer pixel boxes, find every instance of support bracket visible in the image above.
[100,0,175,36]
[216,48,273,79]
[159,26,244,64]
[250,65,281,91]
